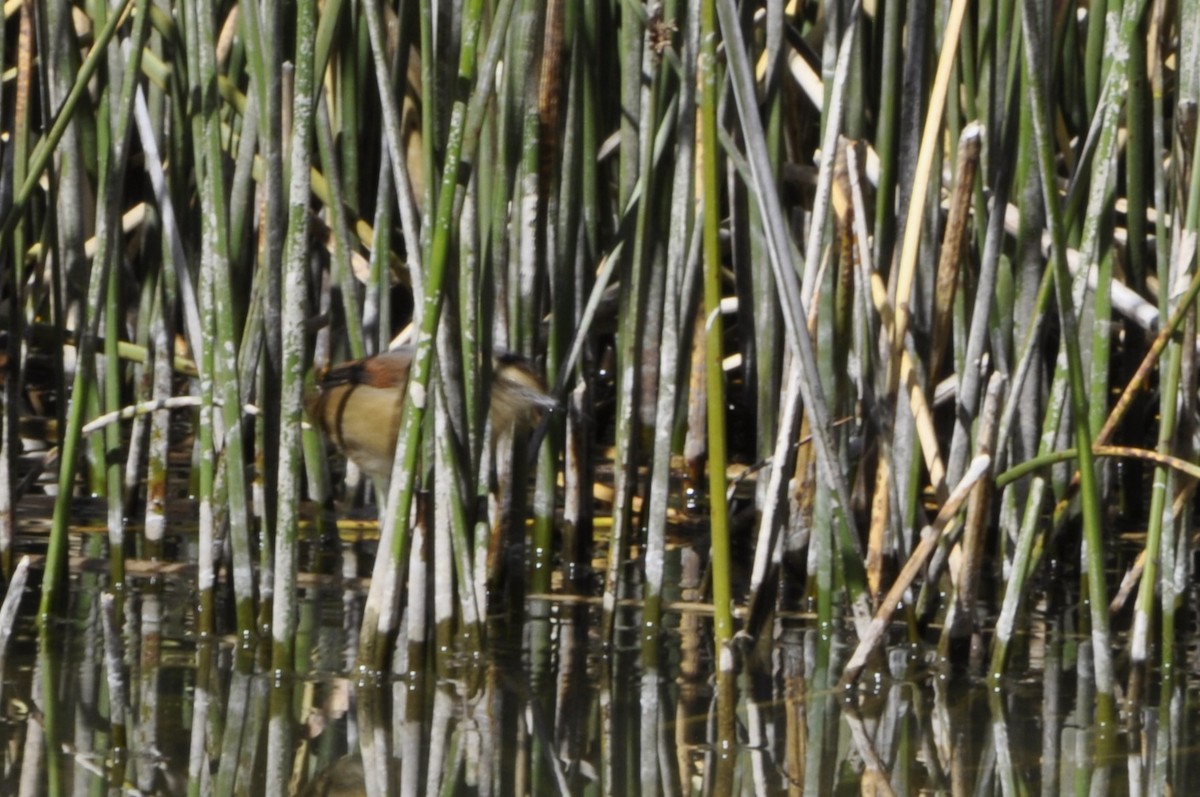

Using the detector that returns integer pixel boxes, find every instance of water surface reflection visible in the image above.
[1,531,1197,795]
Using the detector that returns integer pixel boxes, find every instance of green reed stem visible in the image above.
[717,0,871,635]
[360,0,424,279]
[1082,0,1106,115]
[194,0,256,640]
[643,0,697,668]
[39,0,146,624]
[0,0,26,577]
[418,0,438,222]
[639,16,695,792]
[266,0,317,789]
[1122,6,1151,294]
[514,1,547,613]
[600,5,647,643]
[433,404,483,647]
[699,1,737,785]
[0,0,134,241]
[315,97,365,361]
[104,214,124,594]
[871,0,903,270]
[699,0,732,639]
[1149,0,1181,694]
[144,279,171,560]
[96,0,125,614]
[1017,0,1114,707]
[359,0,491,670]
[1137,0,1200,697]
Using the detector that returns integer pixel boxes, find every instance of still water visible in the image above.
[1,509,1198,795]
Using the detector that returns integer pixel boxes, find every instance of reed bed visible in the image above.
[0,0,1197,793]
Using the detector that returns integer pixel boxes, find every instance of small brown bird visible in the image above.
[308,347,555,484]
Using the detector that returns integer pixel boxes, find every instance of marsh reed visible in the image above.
[0,0,1197,793]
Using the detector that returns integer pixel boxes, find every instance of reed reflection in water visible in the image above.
[0,535,1197,796]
